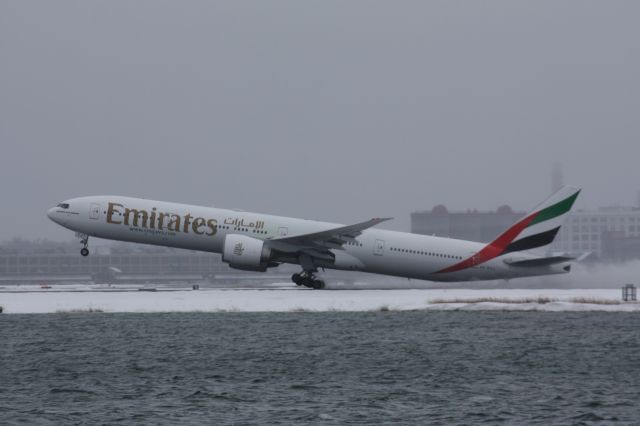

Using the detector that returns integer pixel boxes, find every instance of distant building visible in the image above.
[554,206,640,260]
[411,204,640,261]
[0,241,240,283]
[0,251,228,280]
[410,205,525,243]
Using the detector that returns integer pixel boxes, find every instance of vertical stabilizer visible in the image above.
[438,186,580,273]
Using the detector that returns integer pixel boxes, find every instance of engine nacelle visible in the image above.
[222,234,272,272]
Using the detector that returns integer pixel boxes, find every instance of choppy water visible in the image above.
[1,312,639,425]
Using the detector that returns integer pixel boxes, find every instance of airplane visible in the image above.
[47,186,581,289]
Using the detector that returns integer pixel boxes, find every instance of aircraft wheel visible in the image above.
[80,248,89,257]
[291,273,303,285]
[312,280,325,290]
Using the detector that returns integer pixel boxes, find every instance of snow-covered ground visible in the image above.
[1,286,639,314]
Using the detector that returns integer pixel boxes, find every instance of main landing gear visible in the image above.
[291,272,325,290]
[77,233,89,257]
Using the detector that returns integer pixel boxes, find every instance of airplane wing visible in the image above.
[267,217,392,253]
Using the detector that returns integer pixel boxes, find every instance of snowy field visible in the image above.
[1,286,639,314]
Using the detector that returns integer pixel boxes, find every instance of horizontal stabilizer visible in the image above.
[504,256,574,268]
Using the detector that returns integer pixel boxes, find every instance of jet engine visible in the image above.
[222,234,273,272]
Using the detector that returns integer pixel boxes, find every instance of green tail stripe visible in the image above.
[528,191,580,227]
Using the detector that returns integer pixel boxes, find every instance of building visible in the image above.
[411,204,525,243]
[411,204,640,261]
[554,206,640,260]
[0,250,229,282]
[0,240,240,283]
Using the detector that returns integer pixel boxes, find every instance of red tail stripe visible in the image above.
[437,211,539,274]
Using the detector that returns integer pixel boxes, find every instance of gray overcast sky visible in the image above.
[1,1,639,241]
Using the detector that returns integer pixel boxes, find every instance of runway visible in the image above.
[1,286,637,314]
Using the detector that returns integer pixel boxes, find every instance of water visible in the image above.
[1,312,639,425]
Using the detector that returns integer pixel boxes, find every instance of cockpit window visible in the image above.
[57,203,70,209]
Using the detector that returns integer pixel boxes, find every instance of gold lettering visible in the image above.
[168,214,181,232]
[206,219,218,236]
[150,208,157,229]
[192,217,206,235]
[183,213,193,233]
[107,203,123,224]
[124,208,149,228]
[157,213,168,230]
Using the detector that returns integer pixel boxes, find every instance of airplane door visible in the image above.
[89,203,101,220]
[374,239,385,256]
[278,227,288,236]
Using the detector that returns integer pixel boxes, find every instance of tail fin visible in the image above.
[498,186,580,255]
[437,186,580,274]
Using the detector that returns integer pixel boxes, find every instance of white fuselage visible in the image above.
[47,196,570,282]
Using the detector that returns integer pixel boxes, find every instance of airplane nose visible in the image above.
[47,207,58,222]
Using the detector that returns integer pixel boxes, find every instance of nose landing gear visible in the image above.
[291,272,325,290]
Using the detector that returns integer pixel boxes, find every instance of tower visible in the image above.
[551,162,564,193]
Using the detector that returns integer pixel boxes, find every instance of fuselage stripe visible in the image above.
[527,191,580,228]
[436,211,539,273]
[435,191,580,274]
[502,227,562,255]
